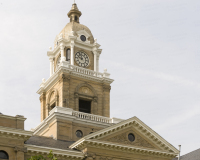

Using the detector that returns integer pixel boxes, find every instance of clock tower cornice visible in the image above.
[37,65,113,95]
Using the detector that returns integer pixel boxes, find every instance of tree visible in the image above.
[28,150,57,160]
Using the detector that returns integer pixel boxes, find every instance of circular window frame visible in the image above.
[125,131,136,143]
[128,133,135,142]
[75,51,90,68]
[80,35,87,42]
[56,55,61,70]
[75,130,83,138]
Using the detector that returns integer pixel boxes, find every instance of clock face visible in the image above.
[56,56,61,69]
[75,52,90,67]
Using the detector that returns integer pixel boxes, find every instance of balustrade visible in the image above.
[66,64,108,78]
[72,111,111,124]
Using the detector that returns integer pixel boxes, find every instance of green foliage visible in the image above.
[28,150,57,160]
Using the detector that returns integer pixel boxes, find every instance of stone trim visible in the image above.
[0,126,33,141]
[69,116,179,154]
[25,144,84,159]
[76,140,177,159]
[0,114,26,121]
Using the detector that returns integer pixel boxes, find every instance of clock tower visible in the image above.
[35,3,115,141]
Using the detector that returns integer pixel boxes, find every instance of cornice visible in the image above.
[33,111,112,135]
[70,117,179,154]
[0,114,26,121]
[0,126,33,141]
[25,144,84,159]
[76,140,177,159]
[37,65,114,95]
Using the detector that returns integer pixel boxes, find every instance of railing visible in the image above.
[72,111,111,123]
[60,61,110,78]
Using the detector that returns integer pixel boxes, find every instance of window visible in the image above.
[128,133,135,142]
[50,103,56,111]
[79,99,91,114]
[76,130,83,138]
[80,35,86,42]
[75,16,77,21]
[0,151,9,159]
[66,49,71,61]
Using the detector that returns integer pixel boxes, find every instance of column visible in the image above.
[94,50,97,72]
[71,42,75,65]
[97,53,100,72]
[60,44,65,62]
[49,57,53,76]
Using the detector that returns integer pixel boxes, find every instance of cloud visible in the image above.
[153,105,200,131]
[109,61,200,89]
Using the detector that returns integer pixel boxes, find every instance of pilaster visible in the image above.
[39,93,46,121]
[60,44,65,62]
[49,57,54,76]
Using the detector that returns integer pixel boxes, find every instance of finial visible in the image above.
[68,1,82,23]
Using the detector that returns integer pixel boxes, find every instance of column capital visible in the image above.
[71,41,75,47]
[49,57,54,62]
[60,44,65,50]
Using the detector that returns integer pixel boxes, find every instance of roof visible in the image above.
[172,148,200,160]
[70,116,179,157]
[54,22,95,46]
[25,136,76,151]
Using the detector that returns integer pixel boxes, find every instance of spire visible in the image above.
[67,3,82,23]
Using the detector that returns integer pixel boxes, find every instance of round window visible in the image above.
[76,130,83,138]
[80,35,86,42]
[128,133,135,142]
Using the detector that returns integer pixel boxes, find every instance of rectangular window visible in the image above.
[79,99,91,114]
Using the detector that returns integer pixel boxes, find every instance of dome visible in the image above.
[54,22,95,47]
[54,3,95,47]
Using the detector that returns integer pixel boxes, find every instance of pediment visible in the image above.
[99,127,156,149]
[76,30,90,38]
[70,116,179,157]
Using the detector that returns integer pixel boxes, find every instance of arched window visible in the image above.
[66,49,71,61]
[75,16,78,22]
[0,150,9,159]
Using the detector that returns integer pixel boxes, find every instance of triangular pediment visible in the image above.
[99,126,157,149]
[70,116,179,157]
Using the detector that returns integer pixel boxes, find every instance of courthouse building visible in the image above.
[0,3,179,160]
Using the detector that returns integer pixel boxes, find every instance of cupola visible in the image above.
[67,3,82,23]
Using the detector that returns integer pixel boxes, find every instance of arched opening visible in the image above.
[75,16,78,22]
[50,102,56,111]
[66,49,71,62]
[0,150,9,159]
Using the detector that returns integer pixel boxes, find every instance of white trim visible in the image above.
[37,64,113,95]
[69,116,179,154]
[33,107,114,135]
[76,30,91,44]
[84,139,177,156]
[0,126,33,137]
[25,144,84,159]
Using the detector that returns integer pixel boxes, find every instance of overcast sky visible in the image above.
[0,0,200,155]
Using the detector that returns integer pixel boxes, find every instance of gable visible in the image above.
[101,128,156,149]
[70,116,179,157]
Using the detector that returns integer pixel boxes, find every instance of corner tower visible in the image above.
[37,3,113,125]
